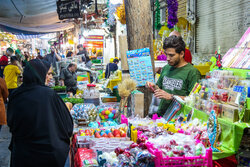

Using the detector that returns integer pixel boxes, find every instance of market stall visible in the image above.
[59,26,250,167]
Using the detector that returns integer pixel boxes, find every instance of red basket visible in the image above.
[146,142,213,167]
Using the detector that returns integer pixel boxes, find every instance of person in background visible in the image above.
[169,31,192,64]
[0,78,8,133]
[66,51,74,58]
[44,45,61,69]
[7,59,73,167]
[77,44,92,68]
[22,51,31,67]
[0,48,14,78]
[105,58,119,79]
[146,36,201,117]
[60,63,78,95]
[3,56,22,95]
[37,51,43,60]
[45,66,53,86]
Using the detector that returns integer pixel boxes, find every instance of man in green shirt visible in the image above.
[147,36,201,116]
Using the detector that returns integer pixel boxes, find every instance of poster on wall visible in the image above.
[83,35,104,60]
[127,48,155,86]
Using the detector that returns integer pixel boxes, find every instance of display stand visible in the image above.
[181,104,249,160]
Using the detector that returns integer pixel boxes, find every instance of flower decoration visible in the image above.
[116,3,126,24]
[166,0,178,29]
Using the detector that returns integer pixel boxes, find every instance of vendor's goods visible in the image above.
[98,103,120,122]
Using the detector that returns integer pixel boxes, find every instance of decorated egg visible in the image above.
[105,130,111,134]
[104,115,109,119]
[101,110,106,115]
[100,131,105,136]
[105,110,110,115]
[112,110,116,114]
[108,113,114,118]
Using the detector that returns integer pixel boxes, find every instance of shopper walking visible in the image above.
[60,63,78,95]
[3,56,22,95]
[147,36,201,116]
[0,48,14,78]
[0,78,8,133]
[7,59,73,167]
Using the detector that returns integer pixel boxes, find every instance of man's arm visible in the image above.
[54,50,61,61]
[60,79,65,86]
[59,69,65,86]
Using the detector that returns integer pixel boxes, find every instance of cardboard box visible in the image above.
[131,92,144,118]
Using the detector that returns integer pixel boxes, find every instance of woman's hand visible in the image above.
[154,89,173,100]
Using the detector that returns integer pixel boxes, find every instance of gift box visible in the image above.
[220,104,239,122]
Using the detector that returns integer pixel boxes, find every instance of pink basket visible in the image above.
[146,142,213,167]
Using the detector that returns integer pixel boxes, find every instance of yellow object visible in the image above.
[3,65,21,89]
[105,110,110,115]
[158,25,172,37]
[157,123,164,127]
[80,133,86,136]
[68,39,74,45]
[105,70,122,91]
[131,125,138,142]
[116,3,126,24]
[194,65,211,76]
[176,17,188,30]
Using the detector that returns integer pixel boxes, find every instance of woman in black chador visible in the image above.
[7,59,73,167]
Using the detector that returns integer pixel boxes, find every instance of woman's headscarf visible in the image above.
[23,59,51,85]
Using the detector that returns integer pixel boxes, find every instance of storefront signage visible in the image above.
[57,0,81,20]
[85,35,104,40]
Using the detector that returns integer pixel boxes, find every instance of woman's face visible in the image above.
[46,67,53,85]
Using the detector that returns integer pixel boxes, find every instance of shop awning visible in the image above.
[0,0,74,33]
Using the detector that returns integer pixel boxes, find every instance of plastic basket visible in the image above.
[146,142,213,167]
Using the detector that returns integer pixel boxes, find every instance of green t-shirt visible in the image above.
[156,63,201,116]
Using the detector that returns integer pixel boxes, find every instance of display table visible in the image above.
[181,105,249,160]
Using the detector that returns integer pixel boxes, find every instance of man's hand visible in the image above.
[146,81,155,88]
[154,89,173,100]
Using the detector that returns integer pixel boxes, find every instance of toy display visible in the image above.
[185,69,250,122]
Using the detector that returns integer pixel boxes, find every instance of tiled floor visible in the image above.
[0,125,11,167]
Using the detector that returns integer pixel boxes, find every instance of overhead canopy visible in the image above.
[0,0,74,34]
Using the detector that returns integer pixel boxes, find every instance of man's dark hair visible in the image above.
[7,47,14,53]
[68,63,76,68]
[113,58,119,63]
[66,51,73,57]
[163,36,185,54]
[77,44,83,49]
[10,56,18,63]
